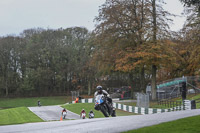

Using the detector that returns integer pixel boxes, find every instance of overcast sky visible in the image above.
[0,0,186,37]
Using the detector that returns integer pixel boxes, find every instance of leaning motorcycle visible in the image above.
[94,94,111,117]
[62,111,67,119]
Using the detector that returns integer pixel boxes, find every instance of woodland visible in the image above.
[0,0,199,99]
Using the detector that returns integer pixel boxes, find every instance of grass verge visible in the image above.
[123,115,200,133]
[62,103,137,118]
[0,96,71,109]
[0,107,43,126]
[188,94,200,109]
[116,109,139,116]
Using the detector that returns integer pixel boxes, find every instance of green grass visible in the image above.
[0,107,43,125]
[116,101,168,109]
[116,109,138,116]
[123,115,200,133]
[62,103,137,118]
[0,96,71,109]
[117,102,137,106]
[62,103,106,118]
[188,94,200,109]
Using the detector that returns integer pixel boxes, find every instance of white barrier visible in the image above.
[70,98,185,115]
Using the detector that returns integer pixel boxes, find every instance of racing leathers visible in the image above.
[94,90,113,115]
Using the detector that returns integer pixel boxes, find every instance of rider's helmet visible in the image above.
[96,85,103,93]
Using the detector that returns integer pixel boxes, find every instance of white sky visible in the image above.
[0,0,186,37]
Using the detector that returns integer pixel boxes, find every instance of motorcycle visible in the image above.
[94,94,110,117]
[38,101,41,107]
[81,113,86,119]
[89,113,94,119]
[62,111,67,119]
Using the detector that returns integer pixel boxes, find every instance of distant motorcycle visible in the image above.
[81,113,86,119]
[62,111,67,119]
[38,101,41,107]
[89,113,94,119]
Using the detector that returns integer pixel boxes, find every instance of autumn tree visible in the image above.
[93,0,175,100]
[93,0,153,94]
[176,0,200,76]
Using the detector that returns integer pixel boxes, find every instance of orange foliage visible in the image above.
[115,40,178,73]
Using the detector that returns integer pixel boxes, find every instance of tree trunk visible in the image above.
[3,67,9,97]
[88,80,91,96]
[151,65,157,100]
[152,0,157,42]
[151,0,157,100]
[5,78,8,97]
[129,73,134,98]
[140,66,145,92]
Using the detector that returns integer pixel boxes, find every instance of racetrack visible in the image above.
[1,109,200,133]
[28,105,80,121]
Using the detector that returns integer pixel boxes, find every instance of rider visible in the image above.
[80,109,86,118]
[62,108,67,114]
[94,85,113,115]
[89,110,95,119]
[62,108,67,119]
[38,100,41,107]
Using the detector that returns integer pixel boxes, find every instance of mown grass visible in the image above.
[116,101,168,109]
[117,102,137,107]
[62,103,104,118]
[123,115,200,133]
[0,107,43,126]
[62,103,137,118]
[116,109,138,116]
[188,94,200,109]
[0,96,71,109]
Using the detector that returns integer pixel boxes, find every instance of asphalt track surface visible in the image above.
[0,109,200,133]
[28,105,80,121]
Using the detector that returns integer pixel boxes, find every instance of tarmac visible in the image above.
[1,108,200,133]
[28,105,80,121]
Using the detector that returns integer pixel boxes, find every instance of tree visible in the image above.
[0,36,22,97]
[94,0,174,100]
[180,0,200,15]
[93,0,153,93]
[178,0,200,76]
[0,27,92,97]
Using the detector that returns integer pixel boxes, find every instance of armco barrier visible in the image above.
[71,98,185,115]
